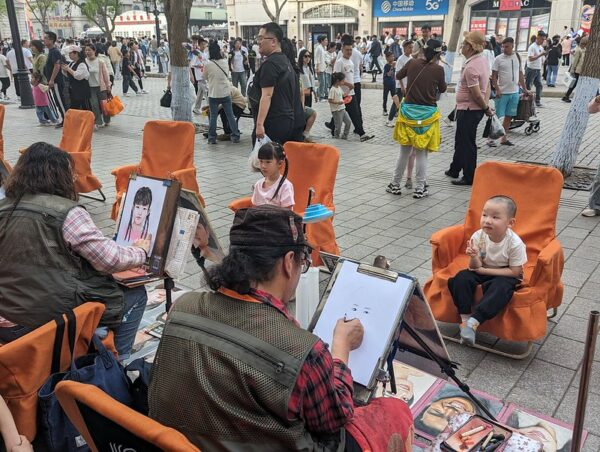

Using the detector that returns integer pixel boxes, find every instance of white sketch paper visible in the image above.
[312,260,413,387]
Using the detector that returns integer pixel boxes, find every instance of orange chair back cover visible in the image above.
[465,162,563,262]
[139,120,195,179]
[284,142,341,263]
[55,380,200,451]
[0,303,106,441]
[284,141,339,211]
[58,109,94,154]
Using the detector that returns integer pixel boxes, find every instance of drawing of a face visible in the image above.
[519,423,558,452]
[421,396,476,433]
[133,203,150,226]
[347,304,371,316]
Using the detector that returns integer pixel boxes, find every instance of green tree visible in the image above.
[164,0,193,122]
[551,9,600,175]
[67,0,121,41]
[25,0,57,32]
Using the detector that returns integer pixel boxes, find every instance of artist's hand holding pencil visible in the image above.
[331,318,364,365]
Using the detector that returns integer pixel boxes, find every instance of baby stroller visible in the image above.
[510,94,540,135]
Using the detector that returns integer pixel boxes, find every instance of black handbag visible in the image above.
[160,89,172,108]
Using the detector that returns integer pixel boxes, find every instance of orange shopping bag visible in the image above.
[105,95,124,116]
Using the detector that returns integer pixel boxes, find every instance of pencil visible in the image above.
[481,431,494,449]
[460,425,485,439]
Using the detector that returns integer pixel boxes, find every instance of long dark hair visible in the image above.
[208,40,222,60]
[5,142,77,201]
[124,186,152,241]
[298,48,313,73]
[281,37,301,74]
[207,246,303,293]
[257,141,288,202]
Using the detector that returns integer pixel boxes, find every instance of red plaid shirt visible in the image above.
[251,288,355,433]
[0,207,146,327]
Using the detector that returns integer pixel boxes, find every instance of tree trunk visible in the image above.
[550,8,600,176]
[165,0,193,122]
[444,0,467,84]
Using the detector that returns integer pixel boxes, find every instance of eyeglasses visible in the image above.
[299,249,312,274]
[257,36,275,43]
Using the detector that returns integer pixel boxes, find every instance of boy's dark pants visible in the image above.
[448,269,519,324]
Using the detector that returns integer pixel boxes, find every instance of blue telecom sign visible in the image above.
[373,0,449,17]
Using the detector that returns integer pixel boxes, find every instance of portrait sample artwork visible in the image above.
[377,361,439,409]
[411,382,505,440]
[179,189,225,264]
[115,175,181,275]
[504,405,582,452]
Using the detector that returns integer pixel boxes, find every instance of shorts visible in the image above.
[304,106,315,122]
[494,92,520,118]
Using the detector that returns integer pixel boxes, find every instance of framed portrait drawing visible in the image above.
[115,174,181,275]
[376,360,440,410]
[179,189,225,264]
[502,405,586,452]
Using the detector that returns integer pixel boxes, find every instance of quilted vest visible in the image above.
[0,194,124,329]
[149,291,343,451]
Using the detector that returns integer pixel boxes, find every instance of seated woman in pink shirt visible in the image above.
[251,142,295,209]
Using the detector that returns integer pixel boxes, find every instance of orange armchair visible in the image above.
[229,142,340,265]
[423,162,564,356]
[111,120,205,219]
[55,380,200,451]
[58,109,106,201]
[0,303,107,441]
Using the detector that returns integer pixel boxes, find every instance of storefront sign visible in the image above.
[373,0,449,17]
[469,19,487,32]
[499,0,521,11]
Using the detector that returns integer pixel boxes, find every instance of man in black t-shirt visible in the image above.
[43,31,67,127]
[252,22,298,144]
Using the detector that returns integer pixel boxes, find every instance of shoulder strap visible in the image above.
[50,310,76,374]
[213,60,229,78]
[404,60,429,99]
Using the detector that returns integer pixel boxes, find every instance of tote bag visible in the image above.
[38,311,132,451]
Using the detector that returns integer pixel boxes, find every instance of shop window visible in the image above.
[303,4,359,19]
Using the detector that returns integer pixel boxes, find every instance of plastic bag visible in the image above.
[488,114,506,140]
[247,135,271,173]
[562,72,574,89]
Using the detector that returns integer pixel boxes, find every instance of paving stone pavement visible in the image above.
[3,77,600,448]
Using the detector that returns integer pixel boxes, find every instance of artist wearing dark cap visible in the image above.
[149,205,414,451]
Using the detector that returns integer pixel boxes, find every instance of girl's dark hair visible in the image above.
[208,40,222,60]
[124,186,152,241]
[31,72,42,82]
[298,49,312,71]
[327,42,336,51]
[30,40,44,53]
[5,142,77,201]
[331,72,345,84]
[257,141,288,201]
[281,37,301,74]
[207,246,303,293]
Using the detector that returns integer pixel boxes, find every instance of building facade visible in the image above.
[226,0,594,45]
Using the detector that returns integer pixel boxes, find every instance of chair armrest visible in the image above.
[430,224,465,273]
[529,238,564,287]
[170,168,204,206]
[111,164,138,194]
[229,197,253,212]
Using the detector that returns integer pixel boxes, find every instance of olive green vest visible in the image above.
[0,194,124,329]
[149,291,343,451]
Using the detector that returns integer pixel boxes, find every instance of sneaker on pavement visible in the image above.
[141,90,149,94]
[562,97,571,103]
[135,91,142,95]
[360,134,374,142]
[413,188,429,199]
[460,318,479,346]
[385,120,394,127]
[487,140,497,147]
[383,110,387,116]
[123,92,130,97]
[582,208,599,217]
[217,133,231,141]
[386,183,402,195]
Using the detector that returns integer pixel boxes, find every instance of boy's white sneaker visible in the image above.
[582,208,599,217]
[460,318,479,346]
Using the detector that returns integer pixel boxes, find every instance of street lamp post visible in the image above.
[143,0,164,74]
[5,0,34,108]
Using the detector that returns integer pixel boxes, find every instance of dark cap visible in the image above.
[230,205,313,250]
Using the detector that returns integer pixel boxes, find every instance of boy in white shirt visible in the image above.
[448,195,527,346]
